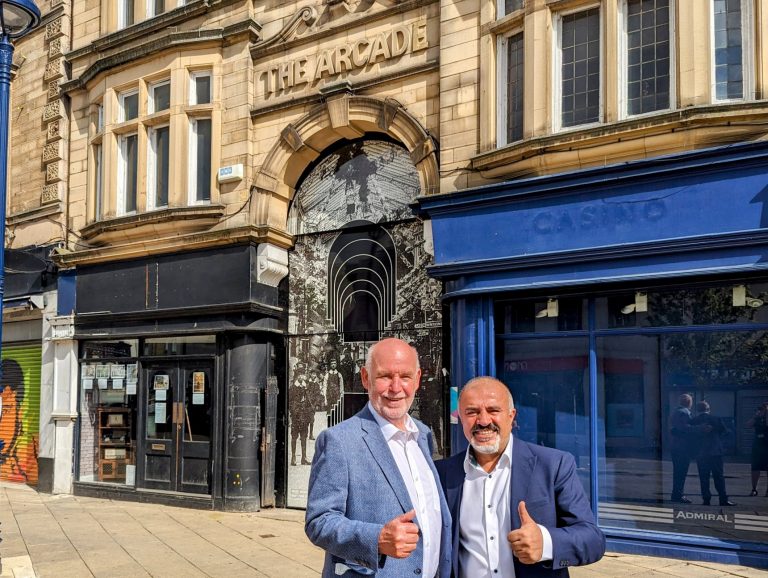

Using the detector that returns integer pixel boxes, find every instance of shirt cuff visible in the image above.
[538,524,553,562]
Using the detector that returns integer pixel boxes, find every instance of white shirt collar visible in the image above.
[367,401,419,441]
[463,435,513,476]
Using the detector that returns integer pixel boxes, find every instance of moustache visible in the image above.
[471,423,500,435]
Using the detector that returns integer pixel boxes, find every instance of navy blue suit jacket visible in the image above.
[435,439,605,577]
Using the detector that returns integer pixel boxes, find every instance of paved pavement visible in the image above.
[1,482,767,578]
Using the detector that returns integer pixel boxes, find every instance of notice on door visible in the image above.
[155,402,167,423]
[192,371,205,405]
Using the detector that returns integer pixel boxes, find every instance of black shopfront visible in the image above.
[71,244,285,511]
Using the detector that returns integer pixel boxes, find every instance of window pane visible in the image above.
[626,0,670,115]
[153,126,169,207]
[194,75,212,105]
[498,337,591,499]
[506,33,524,143]
[195,119,212,202]
[713,0,743,100]
[122,0,135,26]
[122,93,138,121]
[94,144,103,218]
[504,0,523,15]
[124,134,138,213]
[143,336,216,356]
[599,331,768,543]
[152,83,170,112]
[153,0,164,15]
[561,8,600,128]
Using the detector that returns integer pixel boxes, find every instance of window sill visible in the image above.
[82,204,225,244]
[474,100,768,178]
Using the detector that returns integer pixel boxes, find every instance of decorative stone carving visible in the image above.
[48,38,63,58]
[47,79,60,100]
[326,93,350,129]
[47,120,62,141]
[42,141,62,163]
[44,57,65,81]
[45,18,63,41]
[256,243,289,287]
[43,100,63,122]
[41,183,62,203]
[281,124,304,152]
[46,162,61,183]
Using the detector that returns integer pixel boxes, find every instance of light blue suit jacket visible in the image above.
[305,405,452,578]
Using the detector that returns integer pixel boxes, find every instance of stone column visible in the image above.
[48,313,78,494]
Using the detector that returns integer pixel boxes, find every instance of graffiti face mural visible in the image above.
[0,347,41,484]
[286,139,447,507]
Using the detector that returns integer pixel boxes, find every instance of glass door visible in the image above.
[139,361,213,494]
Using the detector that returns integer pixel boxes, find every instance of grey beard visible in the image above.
[471,438,500,455]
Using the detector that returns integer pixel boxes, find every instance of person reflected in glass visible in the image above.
[747,401,768,497]
[691,400,735,506]
[669,394,705,504]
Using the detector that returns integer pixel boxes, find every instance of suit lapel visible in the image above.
[510,438,536,528]
[359,406,413,513]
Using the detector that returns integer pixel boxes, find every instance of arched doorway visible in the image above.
[285,138,446,507]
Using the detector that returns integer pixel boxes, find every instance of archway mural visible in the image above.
[285,138,445,507]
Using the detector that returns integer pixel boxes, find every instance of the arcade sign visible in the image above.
[259,21,428,95]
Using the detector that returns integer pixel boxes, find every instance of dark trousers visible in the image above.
[671,449,691,499]
[697,456,728,503]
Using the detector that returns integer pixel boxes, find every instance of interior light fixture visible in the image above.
[535,298,559,318]
[733,285,746,307]
[621,292,647,315]
[747,297,764,308]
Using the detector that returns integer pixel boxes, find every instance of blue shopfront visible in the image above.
[417,141,768,568]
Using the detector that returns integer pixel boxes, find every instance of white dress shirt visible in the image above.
[459,437,553,577]
[368,402,441,578]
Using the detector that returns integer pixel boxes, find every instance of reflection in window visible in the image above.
[559,8,600,128]
[190,71,212,105]
[120,91,139,122]
[150,81,171,113]
[625,0,670,115]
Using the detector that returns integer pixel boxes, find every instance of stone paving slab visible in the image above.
[1,482,767,578]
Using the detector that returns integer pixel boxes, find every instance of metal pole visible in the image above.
[0,35,14,366]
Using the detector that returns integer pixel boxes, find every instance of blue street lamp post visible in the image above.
[0,0,41,362]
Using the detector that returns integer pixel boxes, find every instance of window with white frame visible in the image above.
[149,80,170,113]
[118,133,139,214]
[148,0,164,17]
[189,71,212,105]
[189,118,211,204]
[622,0,671,116]
[119,90,139,122]
[94,144,103,218]
[498,32,524,145]
[556,7,601,129]
[712,0,752,101]
[498,0,523,18]
[118,0,136,28]
[148,125,170,209]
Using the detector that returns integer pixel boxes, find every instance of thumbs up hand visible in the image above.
[507,501,544,564]
[378,509,420,558]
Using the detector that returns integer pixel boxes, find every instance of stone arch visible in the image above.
[251,93,438,237]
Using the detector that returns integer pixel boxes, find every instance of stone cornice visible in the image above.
[80,205,226,241]
[7,201,63,226]
[63,13,260,93]
[250,0,435,60]
[471,101,768,175]
[54,224,294,268]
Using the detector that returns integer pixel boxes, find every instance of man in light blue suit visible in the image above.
[305,338,452,578]
[435,377,605,578]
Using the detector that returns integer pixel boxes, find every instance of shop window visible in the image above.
[143,335,216,356]
[712,0,753,101]
[118,133,138,215]
[555,7,601,130]
[498,32,524,145]
[190,71,212,105]
[78,340,139,487]
[621,0,671,117]
[496,297,586,333]
[148,125,170,209]
[189,117,211,204]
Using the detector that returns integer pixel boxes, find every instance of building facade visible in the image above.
[419,0,768,568]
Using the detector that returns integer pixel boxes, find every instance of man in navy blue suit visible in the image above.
[435,377,605,577]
